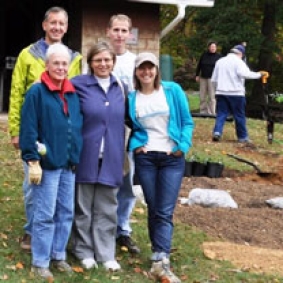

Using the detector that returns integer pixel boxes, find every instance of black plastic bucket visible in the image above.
[184,161,193,177]
[206,162,224,178]
[192,161,207,177]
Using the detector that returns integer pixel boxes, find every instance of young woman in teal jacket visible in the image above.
[128,52,194,283]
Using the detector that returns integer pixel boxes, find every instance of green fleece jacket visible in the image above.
[8,39,82,137]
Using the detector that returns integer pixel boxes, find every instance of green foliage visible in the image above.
[160,0,283,92]
[192,4,261,55]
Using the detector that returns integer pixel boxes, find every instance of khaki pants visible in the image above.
[199,78,216,115]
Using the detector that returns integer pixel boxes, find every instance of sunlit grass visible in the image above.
[1,117,283,282]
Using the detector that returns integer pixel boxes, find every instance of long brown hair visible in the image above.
[133,64,161,91]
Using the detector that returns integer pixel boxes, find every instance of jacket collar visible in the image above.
[41,71,75,94]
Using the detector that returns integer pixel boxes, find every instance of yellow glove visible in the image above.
[28,161,42,185]
[260,71,269,83]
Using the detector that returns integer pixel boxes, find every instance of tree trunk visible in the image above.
[247,1,277,119]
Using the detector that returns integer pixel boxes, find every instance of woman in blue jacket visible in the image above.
[128,52,194,283]
[20,43,83,280]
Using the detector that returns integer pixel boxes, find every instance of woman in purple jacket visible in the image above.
[71,42,125,271]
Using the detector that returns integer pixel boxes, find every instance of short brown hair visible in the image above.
[108,14,132,30]
[86,41,116,74]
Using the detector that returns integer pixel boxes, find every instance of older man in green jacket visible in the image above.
[8,6,82,251]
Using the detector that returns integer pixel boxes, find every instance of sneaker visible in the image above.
[103,260,121,271]
[20,233,31,250]
[238,138,252,143]
[31,266,53,279]
[116,235,140,254]
[51,260,73,273]
[212,134,221,142]
[150,257,181,283]
[81,258,98,269]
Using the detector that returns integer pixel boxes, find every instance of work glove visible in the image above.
[28,161,42,185]
[259,71,269,83]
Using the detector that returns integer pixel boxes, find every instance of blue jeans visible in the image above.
[23,162,33,235]
[32,168,75,268]
[134,151,185,256]
[213,95,248,140]
[117,152,136,237]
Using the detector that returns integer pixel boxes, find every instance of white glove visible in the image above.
[28,161,42,185]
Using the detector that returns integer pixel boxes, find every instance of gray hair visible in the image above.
[43,6,68,22]
[46,43,71,62]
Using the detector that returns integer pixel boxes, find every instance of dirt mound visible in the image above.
[175,169,283,276]
[203,241,283,277]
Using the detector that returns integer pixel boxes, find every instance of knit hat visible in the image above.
[231,44,245,55]
[135,52,159,68]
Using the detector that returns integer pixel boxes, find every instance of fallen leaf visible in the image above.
[111,275,120,280]
[0,274,9,280]
[134,207,145,214]
[5,265,16,271]
[180,274,188,280]
[72,266,84,273]
[16,262,24,269]
[0,233,8,239]
[120,246,128,252]
[160,276,170,283]
[134,267,142,273]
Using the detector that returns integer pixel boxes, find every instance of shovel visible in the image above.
[227,153,273,177]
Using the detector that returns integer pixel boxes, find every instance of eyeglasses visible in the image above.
[91,58,113,64]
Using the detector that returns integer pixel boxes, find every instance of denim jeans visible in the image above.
[23,162,33,235]
[32,168,75,268]
[213,95,248,140]
[134,151,185,256]
[117,152,136,237]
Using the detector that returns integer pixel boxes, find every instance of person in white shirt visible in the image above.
[106,14,140,254]
[211,44,269,143]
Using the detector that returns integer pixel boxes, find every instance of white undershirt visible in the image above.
[95,76,110,93]
[95,76,111,158]
[113,50,136,91]
[136,87,175,152]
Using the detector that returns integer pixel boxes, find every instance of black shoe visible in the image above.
[20,233,31,250]
[212,134,221,142]
[116,235,140,254]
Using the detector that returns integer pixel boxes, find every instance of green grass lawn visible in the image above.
[1,118,283,282]
[187,92,200,112]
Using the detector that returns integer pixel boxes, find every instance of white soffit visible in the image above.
[128,0,215,39]
[128,0,215,7]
